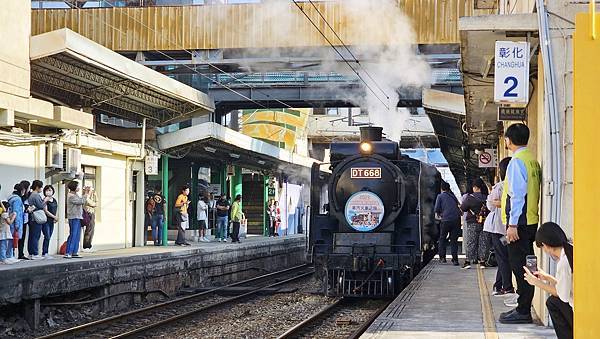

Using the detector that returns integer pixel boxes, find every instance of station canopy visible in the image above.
[29,29,215,127]
[157,122,323,175]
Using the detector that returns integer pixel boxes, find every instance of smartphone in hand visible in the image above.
[526,255,538,274]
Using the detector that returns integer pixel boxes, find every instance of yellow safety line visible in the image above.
[477,266,499,339]
[592,0,597,40]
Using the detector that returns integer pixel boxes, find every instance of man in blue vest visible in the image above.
[499,123,542,324]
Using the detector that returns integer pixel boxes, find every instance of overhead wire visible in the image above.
[291,0,390,111]
[306,0,390,101]
[85,0,301,112]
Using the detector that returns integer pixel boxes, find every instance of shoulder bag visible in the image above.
[33,209,47,224]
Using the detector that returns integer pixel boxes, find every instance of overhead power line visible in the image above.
[306,0,390,101]
[291,0,390,111]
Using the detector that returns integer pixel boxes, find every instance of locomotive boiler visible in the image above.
[309,126,441,297]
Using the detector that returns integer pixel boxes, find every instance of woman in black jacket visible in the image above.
[460,178,489,269]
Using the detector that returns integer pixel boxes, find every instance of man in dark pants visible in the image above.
[434,181,462,265]
[499,123,542,324]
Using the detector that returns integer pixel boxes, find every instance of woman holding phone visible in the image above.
[523,222,573,339]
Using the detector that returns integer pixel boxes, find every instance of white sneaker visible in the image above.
[43,255,54,260]
[2,259,15,265]
[222,239,227,242]
[30,255,43,260]
[63,254,72,259]
[82,248,94,253]
[7,257,19,263]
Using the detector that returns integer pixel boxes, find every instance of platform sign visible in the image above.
[478,149,497,168]
[494,41,530,104]
[344,191,385,232]
[145,154,159,175]
[498,106,527,121]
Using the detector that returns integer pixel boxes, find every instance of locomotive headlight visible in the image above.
[359,141,373,154]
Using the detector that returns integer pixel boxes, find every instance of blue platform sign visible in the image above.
[494,41,530,104]
[344,191,385,232]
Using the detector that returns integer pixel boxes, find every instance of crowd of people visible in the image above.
[434,123,573,339]
[145,185,285,246]
[0,179,97,264]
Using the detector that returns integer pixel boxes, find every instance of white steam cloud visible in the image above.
[210,0,431,143]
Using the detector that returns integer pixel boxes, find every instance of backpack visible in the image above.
[468,194,489,225]
[477,204,491,225]
[146,196,156,214]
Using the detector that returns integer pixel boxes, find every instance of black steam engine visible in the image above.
[309,127,441,297]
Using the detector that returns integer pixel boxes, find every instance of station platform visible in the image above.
[0,234,306,329]
[363,259,557,339]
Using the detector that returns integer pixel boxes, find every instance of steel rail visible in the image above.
[111,270,315,338]
[37,264,310,339]
[276,297,346,339]
[347,299,392,339]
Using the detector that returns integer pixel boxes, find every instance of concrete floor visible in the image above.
[363,259,558,339]
[0,234,305,272]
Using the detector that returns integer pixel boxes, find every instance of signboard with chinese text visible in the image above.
[498,106,527,121]
[344,191,385,232]
[494,41,530,104]
[145,154,159,175]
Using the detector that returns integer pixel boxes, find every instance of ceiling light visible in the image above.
[257,160,266,165]
[229,153,240,159]
[204,146,216,153]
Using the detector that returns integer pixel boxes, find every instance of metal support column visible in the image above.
[263,175,269,236]
[232,166,243,199]
[190,162,199,230]
[162,155,169,246]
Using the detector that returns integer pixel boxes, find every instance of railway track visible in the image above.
[37,264,313,339]
[277,297,391,339]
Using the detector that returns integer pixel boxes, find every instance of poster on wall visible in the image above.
[344,191,385,232]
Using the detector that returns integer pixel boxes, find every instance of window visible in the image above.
[82,165,97,190]
[82,165,100,220]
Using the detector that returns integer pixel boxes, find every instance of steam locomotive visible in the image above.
[309,126,441,297]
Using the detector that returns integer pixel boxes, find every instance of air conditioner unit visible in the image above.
[65,148,82,175]
[45,142,64,169]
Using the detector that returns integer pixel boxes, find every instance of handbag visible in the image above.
[82,210,91,227]
[485,249,498,267]
[33,209,47,224]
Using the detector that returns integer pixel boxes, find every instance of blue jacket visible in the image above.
[434,191,462,222]
[8,193,24,237]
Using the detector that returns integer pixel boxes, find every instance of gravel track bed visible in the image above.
[295,299,388,338]
[146,277,337,339]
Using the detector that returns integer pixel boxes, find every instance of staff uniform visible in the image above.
[501,147,542,318]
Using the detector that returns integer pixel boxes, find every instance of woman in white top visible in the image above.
[197,196,209,242]
[524,222,573,339]
[484,157,514,295]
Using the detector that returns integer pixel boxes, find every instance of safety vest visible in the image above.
[501,148,542,226]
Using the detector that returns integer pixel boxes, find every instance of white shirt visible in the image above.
[556,248,573,308]
[197,200,208,221]
[484,181,505,235]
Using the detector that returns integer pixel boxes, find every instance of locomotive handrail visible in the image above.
[312,243,416,256]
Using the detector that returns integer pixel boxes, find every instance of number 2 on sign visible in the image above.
[503,76,518,97]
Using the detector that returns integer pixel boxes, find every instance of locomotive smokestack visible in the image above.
[360,126,383,142]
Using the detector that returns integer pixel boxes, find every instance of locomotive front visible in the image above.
[310,126,439,297]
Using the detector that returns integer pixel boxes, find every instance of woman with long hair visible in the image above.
[524,222,573,339]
